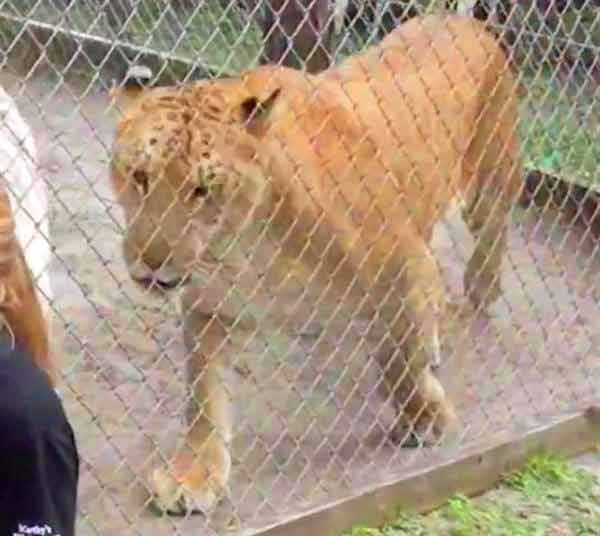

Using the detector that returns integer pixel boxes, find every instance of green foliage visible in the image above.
[521,113,600,187]
[346,454,600,536]
[504,453,594,493]
[1,0,261,74]
[519,76,600,188]
[124,2,262,74]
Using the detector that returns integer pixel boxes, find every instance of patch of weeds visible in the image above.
[520,112,600,188]
[504,453,593,493]
[346,453,600,535]
[126,2,261,73]
[347,525,380,535]
[445,494,550,536]
[4,0,260,75]
[519,74,600,188]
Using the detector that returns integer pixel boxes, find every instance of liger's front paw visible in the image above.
[391,407,459,448]
[150,467,223,516]
[392,371,460,448]
[149,445,231,516]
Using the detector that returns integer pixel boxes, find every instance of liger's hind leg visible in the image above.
[461,69,522,311]
[372,245,458,446]
[462,191,511,310]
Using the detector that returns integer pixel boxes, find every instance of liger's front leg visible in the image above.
[151,296,234,516]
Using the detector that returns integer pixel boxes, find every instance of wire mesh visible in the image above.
[0,0,599,534]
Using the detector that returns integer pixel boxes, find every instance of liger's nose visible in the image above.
[134,274,185,291]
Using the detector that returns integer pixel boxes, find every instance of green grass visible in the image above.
[346,454,600,536]
[519,77,600,188]
[123,2,262,74]
[521,112,600,188]
[4,0,263,74]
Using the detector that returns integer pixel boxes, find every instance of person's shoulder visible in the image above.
[0,341,63,440]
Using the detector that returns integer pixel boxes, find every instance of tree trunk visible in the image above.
[258,0,334,74]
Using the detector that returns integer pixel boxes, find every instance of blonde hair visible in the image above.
[0,184,53,385]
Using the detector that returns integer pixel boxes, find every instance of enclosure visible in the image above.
[1,1,599,534]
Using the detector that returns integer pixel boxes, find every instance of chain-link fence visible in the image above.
[1,1,599,534]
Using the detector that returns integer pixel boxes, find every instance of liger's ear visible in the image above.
[109,65,154,111]
[239,88,281,137]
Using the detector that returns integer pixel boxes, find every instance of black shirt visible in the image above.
[0,341,79,536]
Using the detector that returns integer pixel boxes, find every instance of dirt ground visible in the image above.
[3,69,598,535]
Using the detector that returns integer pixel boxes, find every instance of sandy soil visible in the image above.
[2,69,598,535]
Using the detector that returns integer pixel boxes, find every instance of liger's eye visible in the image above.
[192,185,209,199]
